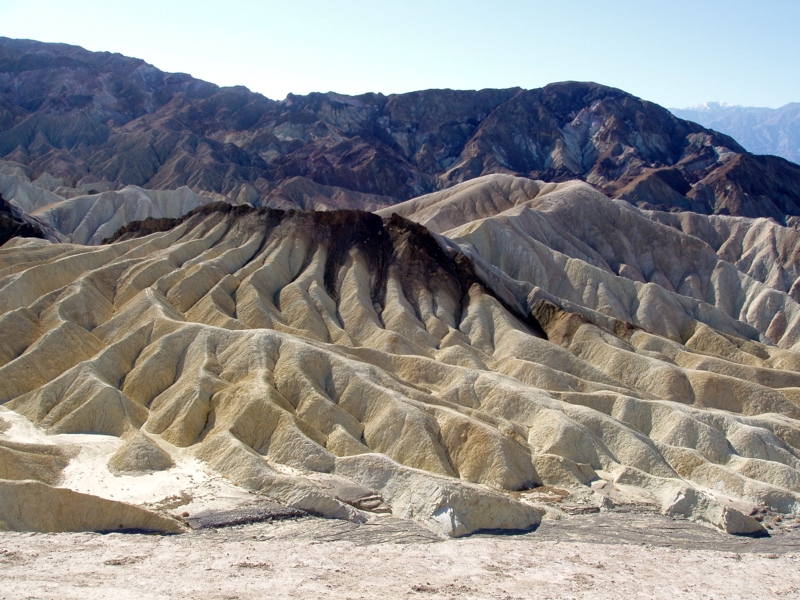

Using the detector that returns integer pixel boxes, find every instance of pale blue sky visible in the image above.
[1,0,798,108]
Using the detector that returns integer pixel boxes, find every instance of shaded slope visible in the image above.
[0,192,62,245]
[261,176,394,212]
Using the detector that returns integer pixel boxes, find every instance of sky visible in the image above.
[1,0,798,108]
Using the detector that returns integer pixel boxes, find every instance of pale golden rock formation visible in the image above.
[108,430,175,475]
[0,172,65,214]
[1,180,799,536]
[647,209,800,302]
[0,480,184,533]
[0,166,394,249]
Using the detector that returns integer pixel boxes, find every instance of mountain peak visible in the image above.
[0,37,799,220]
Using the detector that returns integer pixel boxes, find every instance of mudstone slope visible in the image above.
[1,176,799,536]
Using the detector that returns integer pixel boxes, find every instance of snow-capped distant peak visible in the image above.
[681,101,742,112]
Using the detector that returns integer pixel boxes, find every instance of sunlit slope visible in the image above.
[1,194,799,535]
[381,174,800,350]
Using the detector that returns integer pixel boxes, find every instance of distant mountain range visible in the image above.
[671,102,800,165]
[2,36,800,226]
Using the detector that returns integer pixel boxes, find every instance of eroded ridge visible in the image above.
[1,199,799,536]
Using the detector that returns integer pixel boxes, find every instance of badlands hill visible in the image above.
[3,37,800,222]
[1,174,800,536]
[0,165,390,245]
[0,171,230,246]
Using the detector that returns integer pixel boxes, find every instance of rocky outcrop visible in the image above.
[0,168,397,245]
[335,454,541,536]
[381,175,800,350]
[262,176,394,212]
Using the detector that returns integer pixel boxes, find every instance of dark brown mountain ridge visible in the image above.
[2,36,800,221]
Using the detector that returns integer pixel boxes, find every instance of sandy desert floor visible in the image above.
[1,510,799,600]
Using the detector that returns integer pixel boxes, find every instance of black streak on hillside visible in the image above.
[103,203,544,335]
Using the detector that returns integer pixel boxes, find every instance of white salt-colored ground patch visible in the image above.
[0,405,256,517]
[65,446,263,517]
[59,437,232,509]
[0,405,56,444]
